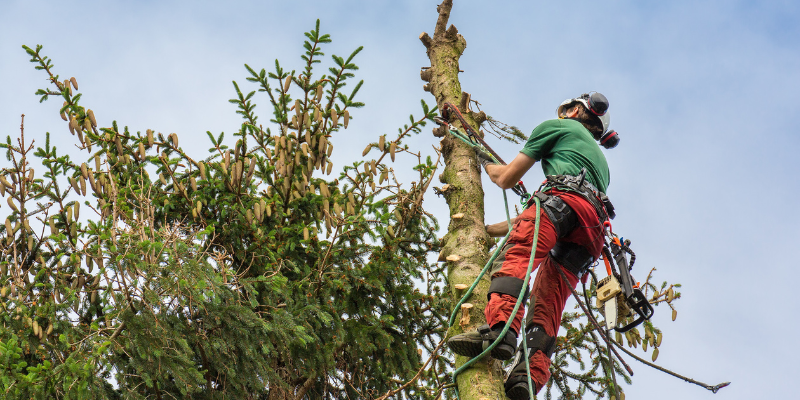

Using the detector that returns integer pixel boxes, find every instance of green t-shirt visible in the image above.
[520,118,610,193]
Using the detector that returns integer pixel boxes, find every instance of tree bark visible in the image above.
[421,1,507,398]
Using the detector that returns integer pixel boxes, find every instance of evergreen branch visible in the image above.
[613,341,730,393]
[375,338,446,400]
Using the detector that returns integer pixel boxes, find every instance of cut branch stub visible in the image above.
[473,110,487,125]
[445,24,459,40]
[420,68,433,82]
[419,32,433,49]
[459,303,473,329]
[460,91,471,113]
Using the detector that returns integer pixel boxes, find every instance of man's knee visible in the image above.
[488,276,530,301]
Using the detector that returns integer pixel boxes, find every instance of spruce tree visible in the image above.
[1,21,451,399]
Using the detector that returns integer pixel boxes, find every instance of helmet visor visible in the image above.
[597,112,610,134]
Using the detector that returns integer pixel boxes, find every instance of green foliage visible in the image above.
[3,22,449,399]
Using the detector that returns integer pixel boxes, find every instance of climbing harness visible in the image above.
[540,169,615,221]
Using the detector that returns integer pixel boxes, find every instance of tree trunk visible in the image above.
[420,1,506,398]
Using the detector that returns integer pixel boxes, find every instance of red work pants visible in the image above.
[485,191,603,393]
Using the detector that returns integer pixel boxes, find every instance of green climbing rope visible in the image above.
[449,192,540,400]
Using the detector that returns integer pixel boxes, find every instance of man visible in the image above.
[447,92,618,399]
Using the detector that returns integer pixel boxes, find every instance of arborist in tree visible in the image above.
[447,92,619,399]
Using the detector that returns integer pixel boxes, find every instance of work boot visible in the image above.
[504,356,535,400]
[446,324,517,360]
[503,323,555,398]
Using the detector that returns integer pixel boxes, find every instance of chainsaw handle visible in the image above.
[601,246,616,276]
[602,255,613,276]
[613,288,655,333]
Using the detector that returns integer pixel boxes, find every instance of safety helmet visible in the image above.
[556,92,611,136]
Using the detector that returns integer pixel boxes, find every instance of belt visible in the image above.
[540,171,615,220]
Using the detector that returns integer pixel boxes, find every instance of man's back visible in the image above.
[520,118,610,193]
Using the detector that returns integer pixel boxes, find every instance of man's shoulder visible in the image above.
[533,118,586,134]
[534,118,565,130]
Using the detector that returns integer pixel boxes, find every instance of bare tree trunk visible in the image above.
[420,1,506,398]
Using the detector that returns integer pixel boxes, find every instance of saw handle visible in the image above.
[602,255,613,276]
[614,288,655,332]
[605,240,655,332]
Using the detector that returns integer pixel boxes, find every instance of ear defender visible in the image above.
[599,130,619,149]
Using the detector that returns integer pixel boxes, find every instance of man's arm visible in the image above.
[484,152,537,189]
[486,218,516,237]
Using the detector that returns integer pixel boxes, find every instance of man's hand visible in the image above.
[475,148,496,169]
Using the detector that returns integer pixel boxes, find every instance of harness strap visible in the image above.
[524,324,557,358]
[533,192,578,238]
[488,276,529,301]
[543,172,615,220]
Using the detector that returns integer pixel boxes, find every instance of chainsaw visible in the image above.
[595,235,654,332]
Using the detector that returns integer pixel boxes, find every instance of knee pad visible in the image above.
[522,323,557,359]
[488,276,529,301]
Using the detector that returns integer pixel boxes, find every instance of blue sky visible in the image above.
[2,1,799,398]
